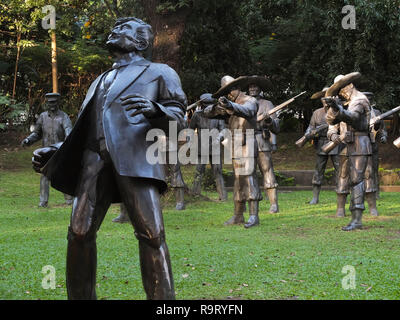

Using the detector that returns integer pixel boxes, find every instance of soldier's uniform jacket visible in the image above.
[203,91,258,159]
[189,110,225,155]
[326,96,372,156]
[306,107,339,156]
[370,108,388,153]
[28,110,72,147]
[255,98,279,152]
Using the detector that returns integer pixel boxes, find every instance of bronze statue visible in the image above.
[325,72,372,231]
[362,93,387,213]
[21,93,73,207]
[203,75,262,228]
[246,76,280,213]
[189,93,227,201]
[32,17,187,299]
[326,96,397,217]
[304,89,340,205]
[112,203,130,223]
[161,134,186,210]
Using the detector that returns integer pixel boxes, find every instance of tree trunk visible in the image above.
[51,30,58,93]
[139,0,189,72]
[12,32,21,100]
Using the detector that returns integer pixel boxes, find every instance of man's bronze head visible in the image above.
[106,17,154,59]
[45,93,61,112]
[248,83,261,97]
[338,83,354,101]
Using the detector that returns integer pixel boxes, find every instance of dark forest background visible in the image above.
[1,0,400,133]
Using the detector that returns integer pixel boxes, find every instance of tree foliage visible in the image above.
[1,0,400,132]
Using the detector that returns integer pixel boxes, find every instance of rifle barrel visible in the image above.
[267,91,307,116]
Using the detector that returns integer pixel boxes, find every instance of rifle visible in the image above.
[259,91,307,121]
[295,124,329,148]
[370,105,400,130]
[321,105,400,153]
[187,98,207,111]
[394,136,400,149]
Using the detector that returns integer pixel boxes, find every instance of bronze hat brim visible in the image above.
[326,72,361,97]
[362,92,374,99]
[212,76,271,98]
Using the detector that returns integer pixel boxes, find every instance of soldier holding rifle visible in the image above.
[246,76,280,213]
[324,72,372,231]
[360,92,387,214]
[202,75,262,228]
[189,93,227,201]
[297,88,340,205]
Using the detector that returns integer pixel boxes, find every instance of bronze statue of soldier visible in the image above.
[363,92,387,203]
[306,89,340,205]
[189,93,227,201]
[203,75,262,228]
[21,93,73,207]
[161,133,187,210]
[32,17,187,299]
[325,72,372,231]
[327,92,387,217]
[246,76,280,213]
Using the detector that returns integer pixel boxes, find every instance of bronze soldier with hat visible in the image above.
[305,88,340,205]
[325,72,372,231]
[189,93,227,201]
[246,76,280,213]
[21,93,73,207]
[203,75,262,228]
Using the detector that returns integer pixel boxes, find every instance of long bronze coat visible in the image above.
[43,58,187,197]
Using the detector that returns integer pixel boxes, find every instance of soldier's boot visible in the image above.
[112,204,131,223]
[215,175,227,201]
[175,188,185,210]
[192,176,202,196]
[366,192,379,216]
[64,194,74,205]
[39,175,49,208]
[38,201,48,208]
[224,201,245,226]
[245,201,260,228]
[336,194,347,217]
[309,185,321,205]
[342,209,363,231]
[267,188,279,213]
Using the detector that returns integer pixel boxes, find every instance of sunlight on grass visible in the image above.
[0,149,400,300]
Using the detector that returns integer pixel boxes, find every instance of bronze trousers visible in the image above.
[66,149,174,300]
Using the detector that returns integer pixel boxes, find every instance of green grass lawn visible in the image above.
[0,147,400,300]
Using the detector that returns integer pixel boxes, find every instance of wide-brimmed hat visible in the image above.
[45,92,61,101]
[212,75,271,98]
[311,87,329,100]
[362,92,373,99]
[325,72,361,96]
[244,75,272,90]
